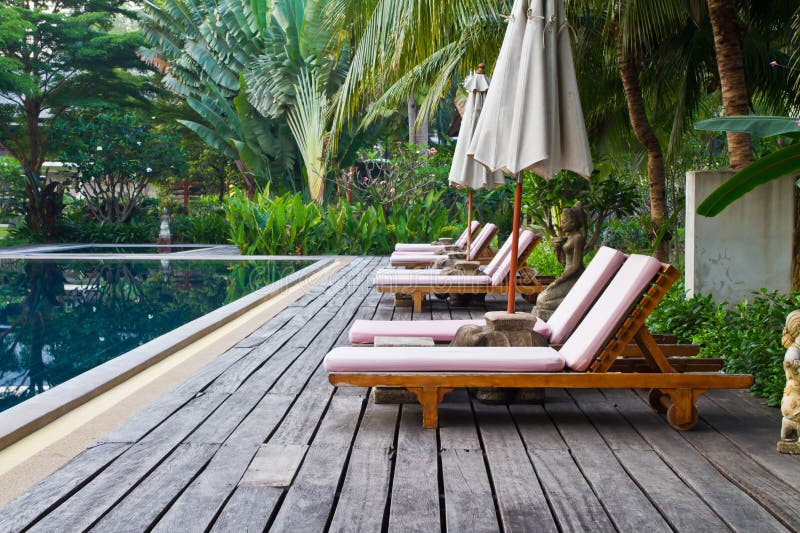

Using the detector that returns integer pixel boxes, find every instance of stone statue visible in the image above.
[534,204,587,320]
[778,310,800,454]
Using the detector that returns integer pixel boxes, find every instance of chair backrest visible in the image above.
[559,254,664,372]
[454,220,482,248]
[483,229,516,276]
[490,230,539,286]
[546,247,627,344]
[466,223,498,260]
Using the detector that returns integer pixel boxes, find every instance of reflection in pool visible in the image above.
[0,259,311,413]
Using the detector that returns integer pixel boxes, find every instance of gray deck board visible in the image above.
[1,256,795,533]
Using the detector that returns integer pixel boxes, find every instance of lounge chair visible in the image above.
[325,255,753,430]
[394,220,481,253]
[376,229,545,312]
[357,246,625,344]
[390,223,499,267]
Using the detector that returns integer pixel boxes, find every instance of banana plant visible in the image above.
[694,116,800,216]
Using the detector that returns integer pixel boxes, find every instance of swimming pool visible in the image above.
[0,258,312,413]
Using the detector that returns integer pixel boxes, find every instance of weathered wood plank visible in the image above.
[540,390,672,532]
[209,485,282,532]
[0,442,130,533]
[569,389,728,531]
[239,443,308,487]
[268,396,364,532]
[472,401,557,532]
[438,390,498,533]
[387,404,440,532]
[510,403,615,532]
[27,392,228,532]
[90,442,218,532]
[328,402,399,532]
[151,393,294,532]
[605,389,789,532]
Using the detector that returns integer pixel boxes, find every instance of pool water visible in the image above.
[42,245,211,254]
[0,259,311,413]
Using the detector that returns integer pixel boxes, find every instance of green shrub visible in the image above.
[647,283,800,406]
[527,238,564,277]
[225,189,322,255]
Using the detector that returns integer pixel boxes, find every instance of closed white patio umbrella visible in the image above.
[448,64,505,257]
[468,0,593,313]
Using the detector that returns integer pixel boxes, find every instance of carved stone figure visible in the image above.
[778,310,800,454]
[535,204,587,321]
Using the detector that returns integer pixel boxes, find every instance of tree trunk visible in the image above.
[793,184,800,291]
[708,0,753,171]
[616,41,670,262]
[407,97,429,146]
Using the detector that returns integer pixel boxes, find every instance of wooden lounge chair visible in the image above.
[354,246,701,358]
[326,255,753,430]
[394,220,481,253]
[390,223,499,267]
[377,229,545,312]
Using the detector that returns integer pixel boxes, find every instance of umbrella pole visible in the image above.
[466,190,473,259]
[507,177,523,314]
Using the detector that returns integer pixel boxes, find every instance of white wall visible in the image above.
[685,170,796,303]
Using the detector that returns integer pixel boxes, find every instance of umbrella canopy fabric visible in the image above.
[448,70,505,190]
[466,0,593,313]
[468,0,592,179]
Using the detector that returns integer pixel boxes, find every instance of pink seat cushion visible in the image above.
[560,255,663,372]
[546,246,627,344]
[394,243,447,253]
[374,273,492,286]
[491,230,536,286]
[348,317,551,345]
[324,346,565,372]
[349,319,485,343]
[390,253,439,265]
[376,268,445,276]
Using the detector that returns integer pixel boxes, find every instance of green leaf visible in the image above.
[697,143,800,217]
[694,116,800,138]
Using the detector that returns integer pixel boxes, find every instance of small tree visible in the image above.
[0,1,146,237]
[55,113,185,223]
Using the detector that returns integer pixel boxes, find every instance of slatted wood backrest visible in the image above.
[588,264,680,373]
[466,224,499,260]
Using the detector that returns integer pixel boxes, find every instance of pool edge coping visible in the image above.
[0,257,337,451]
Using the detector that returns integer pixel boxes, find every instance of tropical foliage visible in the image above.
[0,0,148,237]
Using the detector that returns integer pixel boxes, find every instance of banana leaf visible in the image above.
[694,116,800,138]
[697,142,800,217]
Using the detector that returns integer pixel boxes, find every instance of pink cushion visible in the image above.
[374,273,492,286]
[454,220,481,248]
[348,317,551,344]
[349,319,485,343]
[324,346,565,372]
[560,255,663,372]
[376,268,445,276]
[390,253,439,266]
[491,230,536,286]
[394,243,447,253]
[547,246,627,344]
[483,230,515,276]
[466,223,497,260]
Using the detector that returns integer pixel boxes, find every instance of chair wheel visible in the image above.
[648,388,668,413]
[667,404,698,430]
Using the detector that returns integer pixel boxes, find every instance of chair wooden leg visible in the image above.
[412,293,424,313]
[663,388,703,430]
[407,387,452,428]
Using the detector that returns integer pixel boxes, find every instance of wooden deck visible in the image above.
[2,256,799,532]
